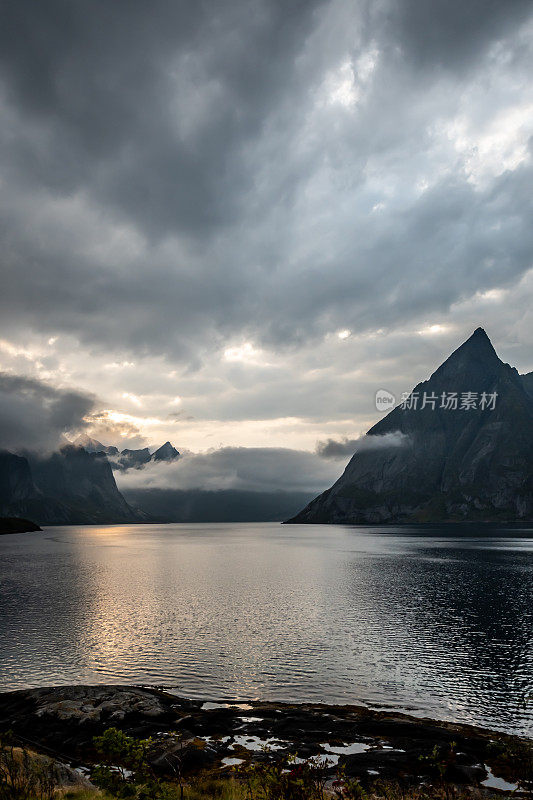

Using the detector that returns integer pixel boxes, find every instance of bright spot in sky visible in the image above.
[0,339,36,359]
[224,342,262,363]
[103,410,162,427]
[418,324,447,336]
[122,392,142,406]
[329,60,359,107]
[47,336,58,346]
[105,361,135,370]
[478,288,506,302]
[337,329,351,340]
[445,103,533,186]
[325,49,378,109]
[170,396,182,405]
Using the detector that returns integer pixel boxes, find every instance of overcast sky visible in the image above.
[0,0,532,490]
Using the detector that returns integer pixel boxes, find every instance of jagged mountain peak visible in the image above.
[152,441,180,461]
[74,433,119,456]
[288,328,533,524]
[430,327,501,382]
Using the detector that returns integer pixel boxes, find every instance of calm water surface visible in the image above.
[1,523,532,735]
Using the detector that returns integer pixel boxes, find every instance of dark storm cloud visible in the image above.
[391,0,533,70]
[0,0,325,234]
[0,373,95,452]
[0,0,532,366]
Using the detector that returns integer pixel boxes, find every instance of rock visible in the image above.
[288,328,533,524]
[0,687,522,789]
[1,747,95,791]
[0,445,143,524]
[152,442,180,462]
[0,516,41,534]
[117,448,152,470]
[149,737,217,773]
[31,686,171,726]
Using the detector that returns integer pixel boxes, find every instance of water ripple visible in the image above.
[0,523,532,735]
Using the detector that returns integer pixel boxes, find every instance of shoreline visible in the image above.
[0,684,528,793]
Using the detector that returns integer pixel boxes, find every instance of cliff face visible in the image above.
[0,451,36,503]
[0,446,141,524]
[522,371,533,399]
[288,329,533,524]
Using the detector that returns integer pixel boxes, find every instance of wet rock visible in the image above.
[149,737,218,773]
[447,762,487,785]
[0,686,523,791]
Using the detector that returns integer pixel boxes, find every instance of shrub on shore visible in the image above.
[1,726,529,800]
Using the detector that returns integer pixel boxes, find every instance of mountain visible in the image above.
[0,451,37,504]
[117,447,152,470]
[0,446,142,524]
[0,517,41,534]
[122,487,317,523]
[288,328,533,524]
[522,372,533,399]
[75,436,181,468]
[74,433,119,456]
[152,441,180,462]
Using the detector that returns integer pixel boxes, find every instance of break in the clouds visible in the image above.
[0,0,532,462]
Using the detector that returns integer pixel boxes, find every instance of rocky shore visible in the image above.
[0,685,527,793]
[0,516,41,534]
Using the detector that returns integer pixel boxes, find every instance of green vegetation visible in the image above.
[2,727,531,800]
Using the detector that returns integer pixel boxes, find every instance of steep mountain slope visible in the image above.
[522,372,533,399]
[288,328,533,523]
[0,451,36,503]
[0,446,142,524]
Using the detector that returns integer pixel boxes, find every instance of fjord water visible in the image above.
[1,523,532,735]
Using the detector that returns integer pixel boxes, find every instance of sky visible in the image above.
[0,0,532,493]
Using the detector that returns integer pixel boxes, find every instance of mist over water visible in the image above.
[0,523,532,736]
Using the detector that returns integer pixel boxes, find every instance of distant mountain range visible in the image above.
[0,437,183,525]
[73,435,180,468]
[121,487,317,524]
[288,328,533,524]
[2,328,531,526]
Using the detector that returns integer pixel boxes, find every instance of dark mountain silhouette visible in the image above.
[106,442,180,469]
[0,516,41,534]
[0,446,142,524]
[152,441,180,461]
[288,328,533,524]
[522,371,533,399]
[122,487,316,523]
[116,447,152,470]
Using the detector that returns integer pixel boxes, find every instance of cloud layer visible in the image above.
[0,0,532,461]
[316,431,409,459]
[115,447,341,494]
[0,372,94,452]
